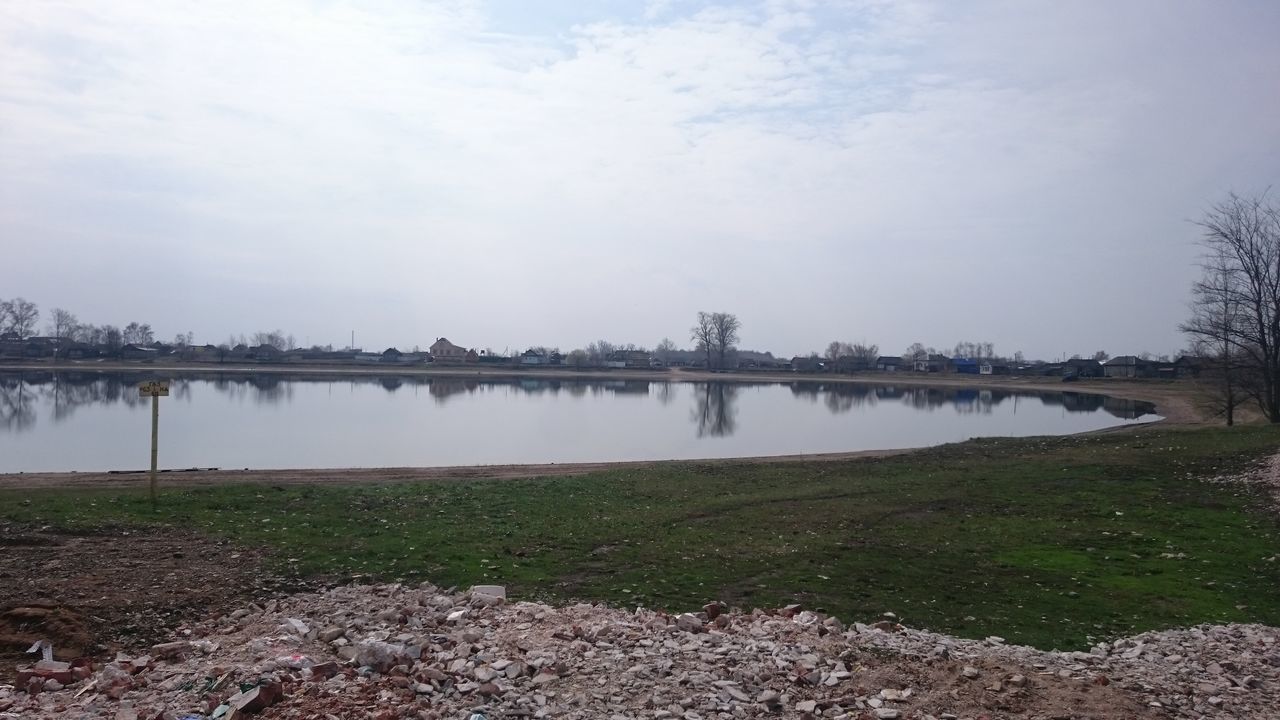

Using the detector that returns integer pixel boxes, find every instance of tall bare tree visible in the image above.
[123,322,155,345]
[850,343,879,365]
[0,298,38,339]
[710,312,740,370]
[1184,190,1280,422]
[690,312,715,369]
[1182,249,1244,424]
[48,308,78,340]
[655,337,677,363]
[585,339,615,366]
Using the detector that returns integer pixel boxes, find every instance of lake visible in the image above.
[0,371,1160,473]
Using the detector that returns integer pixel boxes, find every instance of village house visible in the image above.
[790,356,822,373]
[185,344,222,361]
[1061,358,1105,378]
[1172,355,1205,378]
[121,344,159,361]
[57,342,99,360]
[249,344,283,362]
[875,356,902,372]
[979,361,1010,375]
[1103,355,1156,379]
[430,338,468,364]
[913,353,951,373]
[521,349,547,366]
[606,350,653,369]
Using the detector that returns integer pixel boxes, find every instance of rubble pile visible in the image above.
[1,583,1276,719]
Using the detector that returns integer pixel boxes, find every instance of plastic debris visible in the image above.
[26,639,54,662]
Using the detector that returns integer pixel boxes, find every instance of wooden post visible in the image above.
[150,392,160,508]
[138,381,169,508]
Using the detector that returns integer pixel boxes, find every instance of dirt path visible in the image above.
[0,448,915,491]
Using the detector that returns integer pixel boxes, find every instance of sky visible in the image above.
[2,0,1277,360]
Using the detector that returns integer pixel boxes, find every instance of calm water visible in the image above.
[0,371,1160,473]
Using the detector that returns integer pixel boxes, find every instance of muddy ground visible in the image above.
[0,521,306,681]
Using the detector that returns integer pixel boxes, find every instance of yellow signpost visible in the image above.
[138,381,170,507]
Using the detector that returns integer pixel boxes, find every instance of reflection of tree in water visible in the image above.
[824,384,876,414]
[0,371,1158,437]
[691,382,738,437]
[788,383,820,403]
[653,382,676,406]
[0,376,37,432]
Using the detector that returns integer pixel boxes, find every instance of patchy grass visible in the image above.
[4,426,1280,650]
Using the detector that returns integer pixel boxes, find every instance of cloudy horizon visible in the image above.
[2,0,1277,360]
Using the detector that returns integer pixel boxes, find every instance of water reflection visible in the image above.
[0,371,1157,441]
[692,383,739,437]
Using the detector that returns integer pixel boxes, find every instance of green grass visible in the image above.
[5,425,1280,651]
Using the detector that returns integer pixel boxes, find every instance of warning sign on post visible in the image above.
[138,381,170,397]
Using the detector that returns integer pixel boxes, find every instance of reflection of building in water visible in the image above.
[875,386,907,401]
[428,378,479,402]
[1060,392,1105,413]
[600,380,651,394]
[1103,397,1156,419]
[517,379,568,394]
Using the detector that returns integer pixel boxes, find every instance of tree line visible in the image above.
[0,299,163,348]
[0,298,297,353]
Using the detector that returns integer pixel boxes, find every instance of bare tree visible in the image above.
[0,298,38,338]
[585,340,615,366]
[850,343,879,365]
[690,312,715,369]
[952,341,995,360]
[710,312,740,370]
[123,322,155,345]
[825,341,852,362]
[48,308,79,340]
[1182,248,1244,424]
[655,338,677,363]
[250,330,292,349]
[1184,190,1280,422]
[102,325,123,352]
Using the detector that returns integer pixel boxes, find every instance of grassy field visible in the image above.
[4,425,1280,651]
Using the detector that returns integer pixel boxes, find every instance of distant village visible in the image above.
[0,331,1206,381]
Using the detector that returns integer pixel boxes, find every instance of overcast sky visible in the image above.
[2,0,1277,359]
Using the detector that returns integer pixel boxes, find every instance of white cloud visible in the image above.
[0,0,1276,357]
